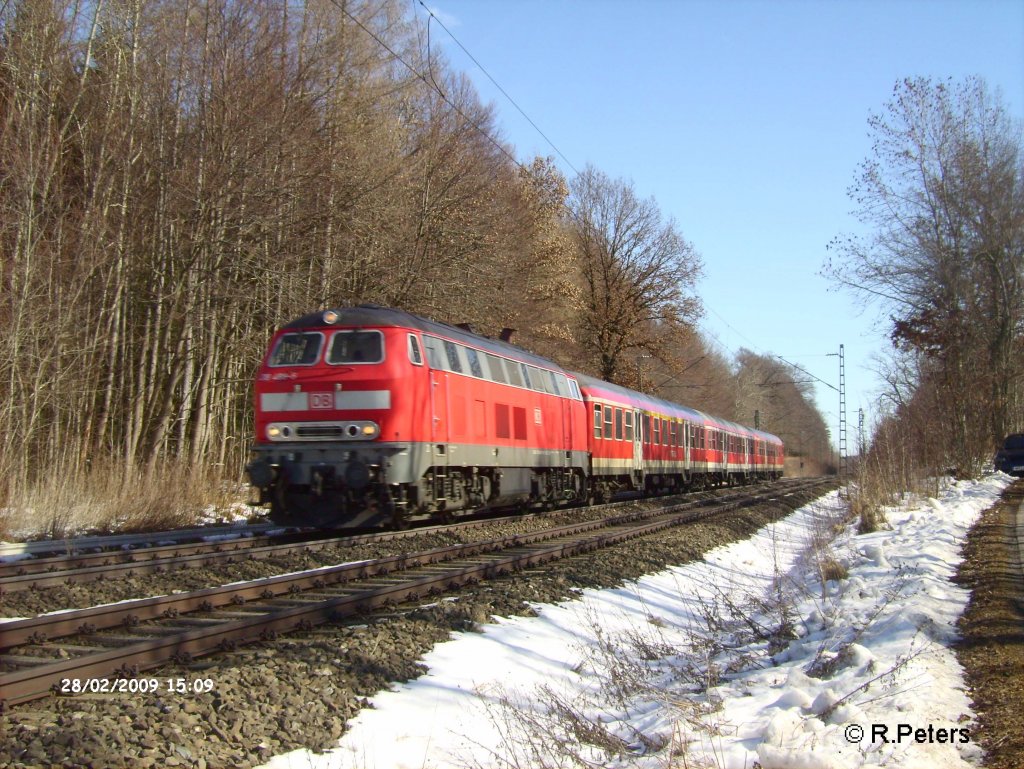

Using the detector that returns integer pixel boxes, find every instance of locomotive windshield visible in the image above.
[327,330,384,364]
[269,332,323,366]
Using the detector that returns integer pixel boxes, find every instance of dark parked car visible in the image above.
[995,434,1024,476]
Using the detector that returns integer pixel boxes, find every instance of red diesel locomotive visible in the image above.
[245,305,783,527]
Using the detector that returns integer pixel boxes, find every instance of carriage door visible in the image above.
[430,369,450,497]
[562,396,573,467]
[633,409,643,474]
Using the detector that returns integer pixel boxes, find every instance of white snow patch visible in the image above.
[258,474,1012,769]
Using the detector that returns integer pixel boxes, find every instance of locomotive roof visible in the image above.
[574,372,782,445]
[281,306,781,446]
[281,304,570,372]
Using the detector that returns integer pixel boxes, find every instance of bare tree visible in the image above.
[826,77,1024,471]
[734,351,831,466]
[567,165,703,383]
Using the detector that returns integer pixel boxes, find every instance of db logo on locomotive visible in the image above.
[309,392,333,410]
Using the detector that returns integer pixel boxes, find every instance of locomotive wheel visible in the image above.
[381,492,410,530]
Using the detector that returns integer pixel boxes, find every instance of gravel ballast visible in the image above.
[0,484,833,768]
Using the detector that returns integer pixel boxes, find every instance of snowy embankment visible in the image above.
[262,475,1012,769]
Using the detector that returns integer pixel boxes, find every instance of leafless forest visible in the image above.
[1,0,830,530]
[828,77,1024,483]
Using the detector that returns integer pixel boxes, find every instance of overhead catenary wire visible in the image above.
[337,0,835,401]
[702,305,838,392]
[331,0,526,173]
[414,0,581,176]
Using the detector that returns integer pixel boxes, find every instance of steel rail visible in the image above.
[0,485,798,646]
[0,479,815,589]
[0,494,649,582]
[0,478,833,707]
[0,522,284,560]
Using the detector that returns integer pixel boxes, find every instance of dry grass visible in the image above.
[0,459,249,540]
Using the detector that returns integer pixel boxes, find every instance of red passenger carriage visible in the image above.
[576,375,783,501]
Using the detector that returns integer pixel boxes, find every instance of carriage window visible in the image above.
[465,347,483,378]
[624,411,634,441]
[593,405,603,438]
[269,332,323,366]
[653,419,661,444]
[643,414,652,443]
[603,406,613,439]
[528,366,550,393]
[505,359,525,388]
[615,408,623,440]
[408,334,423,366]
[551,372,568,397]
[326,331,382,364]
[443,341,463,373]
[485,353,506,383]
[670,421,677,446]
[519,363,532,389]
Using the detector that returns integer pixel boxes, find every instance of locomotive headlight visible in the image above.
[266,424,291,440]
[362,424,378,437]
[323,310,339,324]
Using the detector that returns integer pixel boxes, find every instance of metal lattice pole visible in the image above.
[838,344,847,478]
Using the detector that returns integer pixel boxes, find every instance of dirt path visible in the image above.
[955,478,1024,768]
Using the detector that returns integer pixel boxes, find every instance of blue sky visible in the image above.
[426,0,1024,450]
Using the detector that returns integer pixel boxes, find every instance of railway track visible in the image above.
[0,479,810,593]
[0,505,671,593]
[0,521,283,561]
[0,478,832,708]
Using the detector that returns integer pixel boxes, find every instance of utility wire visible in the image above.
[331,0,525,173]
[341,0,834,396]
[415,0,581,176]
[702,306,838,392]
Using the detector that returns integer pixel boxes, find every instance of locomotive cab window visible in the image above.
[408,334,423,366]
[269,332,323,367]
[327,330,383,364]
[423,335,444,369]
[550,372,566,397]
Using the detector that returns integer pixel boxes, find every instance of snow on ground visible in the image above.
[261,475,1012,769]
